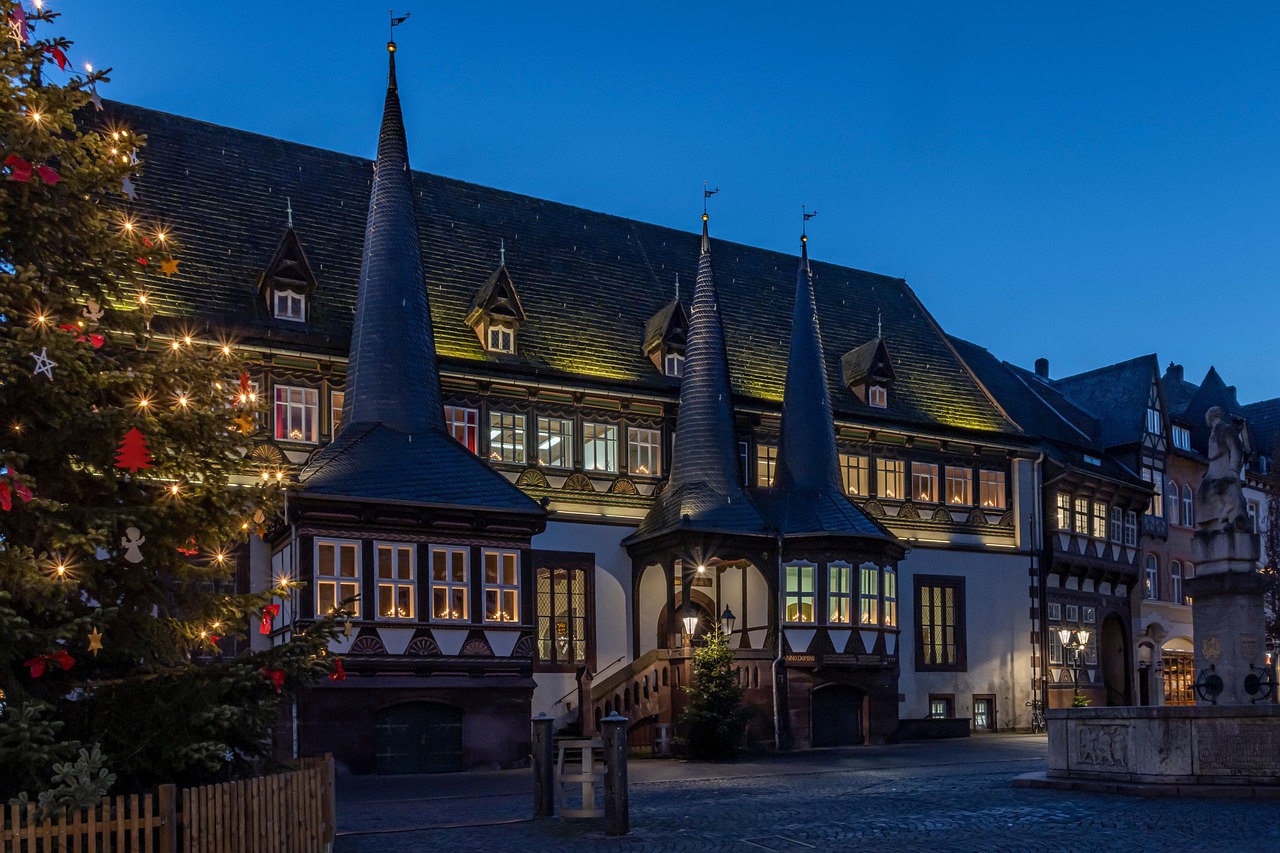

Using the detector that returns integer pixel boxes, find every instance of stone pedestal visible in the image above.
[1189,529,1264,706]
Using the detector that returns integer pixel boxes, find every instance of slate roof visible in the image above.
[1161,364,1199,418]
[1051,355,1160,450]
[840,337,895,388]
[111,103,1016,438]
[642,299,686,356]
[467,263,526,324]
[1244,397,1280,457]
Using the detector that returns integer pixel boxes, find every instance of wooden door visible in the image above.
[811,685,862,747]
[375,704,464,774]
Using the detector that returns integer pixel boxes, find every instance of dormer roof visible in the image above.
[257,225,318,299]
[841,336,896,389]
[643,298,688,356]
[465,262,527,328]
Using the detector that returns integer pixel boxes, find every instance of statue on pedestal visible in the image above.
[1196,406,1251,533]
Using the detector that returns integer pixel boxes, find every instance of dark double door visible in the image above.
[811,685,863,747]
[375,704,464,774]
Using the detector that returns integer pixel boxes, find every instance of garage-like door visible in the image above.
[811,685,862,747]
[375,704,464,774]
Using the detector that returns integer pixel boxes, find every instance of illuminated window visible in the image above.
[537,417,574,468]
[1056,492,1071,529]
[876,458,904,500]
[664,352,684,378]
[316,539,360,618]
[1145,555,1159,600]
[431,546,470,621]
[868,385,887,408]
[536,567,589,665]
[1124,511,1138,546]
[757,445,778,487]
[446,406,479,453]
[273,289,305,322]
[376,543,415,620]
[274,385,318,443]
[784,563,815,623]
[1074,496,1089,534]
[628,427,661,476]
[979,470,1006,509]
[330,391,345,436]
[1092,501,1107,539]
[583,422,619,472]
[483,549,520,623]
[916,575,965,671]
[945,466,972,506]
[487,325,514,353]
[859,564,879,626]
[840,454,869,496]
[828,562,853,624]
[883,567,897,628]
[911,462,939,503]
[488,411,526,463]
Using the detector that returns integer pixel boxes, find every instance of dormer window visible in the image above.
[258,226,319,326]
[466,259,526,357]
[488,325,514,354]
[842,336,896,410]
[274,289,306,322]
[664,352,684,378]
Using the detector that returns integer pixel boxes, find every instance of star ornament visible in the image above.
[233,413,255,435]
[30,347,56,380]
[160,258,179,277]
[87,627,103,656]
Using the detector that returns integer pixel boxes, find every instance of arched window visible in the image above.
[1166,480,1179,526]
[1182,485,1194,527]
[1145,555,1159,601]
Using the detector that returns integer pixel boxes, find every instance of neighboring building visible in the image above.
[114,45,1056,771]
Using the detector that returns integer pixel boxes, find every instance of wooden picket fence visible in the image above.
[2,754,335,853]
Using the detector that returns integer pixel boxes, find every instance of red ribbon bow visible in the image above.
[59,323,105,348]
[35,164,59,185]
[6,154,32,182]
[259,604,280,635]
[43,45,68,71]
[0,470,34,512]
[25,650,75,678]
[329,658,346,681]
[260,667,285,693]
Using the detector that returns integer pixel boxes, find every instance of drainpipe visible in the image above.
[771,529,784,751]
[1031,452,1049,717]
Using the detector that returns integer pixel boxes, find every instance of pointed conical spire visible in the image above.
[775,233,843,494]
[666,213,747,497]
[342,41,444,434]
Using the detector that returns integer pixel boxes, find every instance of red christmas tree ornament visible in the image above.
[175,538,198,556]
[6,154,32,182]
[34,164,60,185]
[0,468,34,511]
[24,650,75,678]
[10,5,28,45]
[260,667,286,693]
[259,603,280,635]
[114,427,154,472]
[329,658,347,681]
[43,45,68,71]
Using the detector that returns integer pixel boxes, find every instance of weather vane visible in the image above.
[703,182,719,214]
[390,10,411,40]
[802,205,817,237]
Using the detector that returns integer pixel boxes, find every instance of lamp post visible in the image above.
[1058,628,1092,703]
[720,605,736,638]
[681,602,699,645]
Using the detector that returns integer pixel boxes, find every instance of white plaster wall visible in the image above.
[531,671,578,725]
[896,547,1034,730]
[637,563,666,656]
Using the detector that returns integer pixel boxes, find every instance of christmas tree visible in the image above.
[0,1,341,805]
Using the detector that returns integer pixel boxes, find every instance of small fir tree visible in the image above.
[0,2,340,801]
[677,629,749,760]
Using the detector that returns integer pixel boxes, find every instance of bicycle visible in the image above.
[1025,699,1046,734]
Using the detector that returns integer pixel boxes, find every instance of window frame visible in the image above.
[582,421,619,473]
[535,561,593,669]
[1056,492,1072,530]
[1171,560,1183,606]
[487,411,527,464]
[915,575,966,672]
[482,549,521,624]
[868,384,887,409]
[876,458,904,500]
[757,444,778,487]
[663,351,684,378]
[445,405,480,454]
[273,384,319,444]
[537,416,575,469]
[911,462,940,504]
[1092,501,1108,540]
[1182,485,1194,528]
[944,465,972,507]
[1172,424,1191,451]
[486,324,514,354]
[1109,506,1123,543]
[978,469,1006,509]
[827,562,853,625]
[783,562,816,624]
[1166,479,1180,526]
[883,567,898,629]
[1144,555,1160,601]
[840,453,869,497]
[315,538,361,619]
[273,288,306,322]
[859,563,880,626]
[429,546,471,623]
[1073,496,1089,534]
[1124,511,1139,547]
[627,426,662,477]
[330,390,345,436]
[374,542,416,621]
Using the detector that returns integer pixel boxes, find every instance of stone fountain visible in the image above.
[1017,406,1280,796]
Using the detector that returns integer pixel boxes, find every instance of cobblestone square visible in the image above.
[335,735,1280,852]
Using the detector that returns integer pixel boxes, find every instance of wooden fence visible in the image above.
[2,754,335,853]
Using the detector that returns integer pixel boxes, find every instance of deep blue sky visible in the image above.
[57,2,1280,402]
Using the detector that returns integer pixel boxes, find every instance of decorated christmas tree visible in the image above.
[0,1,341,806]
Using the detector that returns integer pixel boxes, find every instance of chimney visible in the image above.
[1034,358,1049,379]
[1166,362,1184,384]
[1228,385,1238,406]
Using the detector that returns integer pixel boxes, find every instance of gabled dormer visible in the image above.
[465,260,526,355]
[643,297,688,378]
[257,226,318,324]
[841,336,896,409]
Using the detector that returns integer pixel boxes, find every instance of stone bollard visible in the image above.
[531,712,554,818]
[601,712,629,836]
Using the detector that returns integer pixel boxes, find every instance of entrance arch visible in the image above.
[374,703,464,774]
[1099,614,1129,706]
[811,684,863,747]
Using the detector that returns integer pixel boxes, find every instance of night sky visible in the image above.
[57,2,1280,401]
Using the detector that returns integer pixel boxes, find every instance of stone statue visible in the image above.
[1196,406,1251,533]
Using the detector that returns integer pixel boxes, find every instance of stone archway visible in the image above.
[1099,614,1129,706]
[658,589,717,646]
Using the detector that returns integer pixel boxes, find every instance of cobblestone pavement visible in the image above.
[335,735,1280,852]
